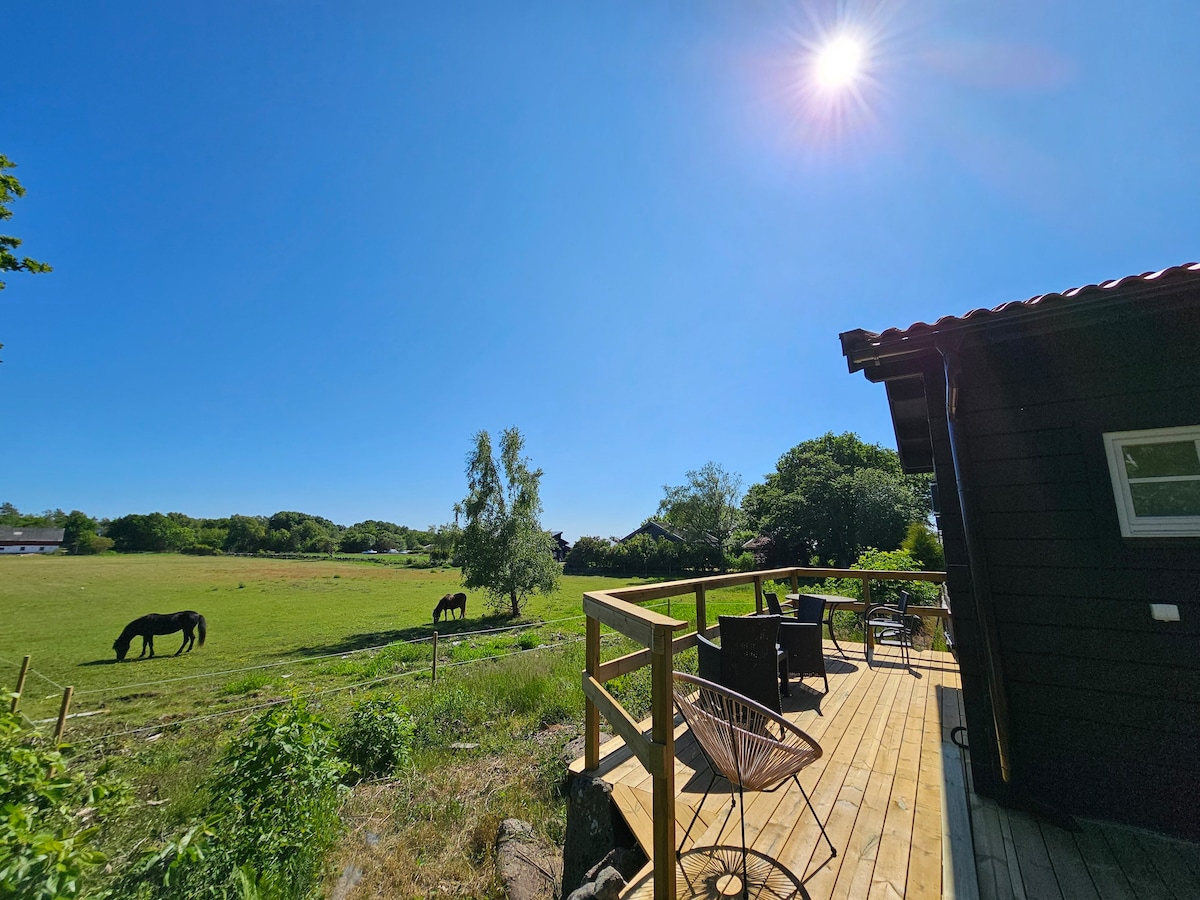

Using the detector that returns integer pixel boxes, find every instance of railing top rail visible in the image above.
[597,566,946,605]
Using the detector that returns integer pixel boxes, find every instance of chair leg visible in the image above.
[793,774,837,857]
[738,781,749,900]
[678,769,720,854]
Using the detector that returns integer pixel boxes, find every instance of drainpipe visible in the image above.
[938,341,1014,790]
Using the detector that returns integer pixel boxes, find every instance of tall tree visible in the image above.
[657,461,744,570]
[457,427,559,617]
[1,154,52,358]
[742,432,931,568]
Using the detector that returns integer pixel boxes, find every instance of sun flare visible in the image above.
[814,36,865,89]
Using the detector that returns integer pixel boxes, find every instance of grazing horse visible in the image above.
[113,611,207,662]
[433,592,467,624]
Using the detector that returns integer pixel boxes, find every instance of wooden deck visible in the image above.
[571,642,1200,899]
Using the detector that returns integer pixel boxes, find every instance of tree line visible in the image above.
[566,432,943,577]
[0,503,456,558]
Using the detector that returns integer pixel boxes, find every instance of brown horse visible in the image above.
[433,592,467,623]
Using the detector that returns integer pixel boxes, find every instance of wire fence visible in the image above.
[4,613,631,746]
[68,632,604,746]
[4,589,762,745]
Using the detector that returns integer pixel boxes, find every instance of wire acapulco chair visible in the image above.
[672,672,837,899]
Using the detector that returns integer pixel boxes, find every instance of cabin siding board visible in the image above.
[956,316,1200,838]
[1011,713,1200,840]
[1003,650,1200,703]
[846,286,1200,840]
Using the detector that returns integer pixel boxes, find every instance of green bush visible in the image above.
[901,523,944,570]
[181,544,222,556]
[338,696,414,780]
[816,547,940,608]
[0,712,129,900]
[124,698,347,900]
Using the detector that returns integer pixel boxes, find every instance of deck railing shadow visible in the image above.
[581,566,947,900]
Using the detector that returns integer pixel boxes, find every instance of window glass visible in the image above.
[1130,481,1200,517]
[1123,441,1200,478]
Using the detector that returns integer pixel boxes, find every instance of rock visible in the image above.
[565,866,625,900]
[561,775,618,897]
[496,818,562,900]
[559,729,611,771]
[583,847,644,884]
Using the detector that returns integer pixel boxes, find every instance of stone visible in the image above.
[496,818,562,900]
[561,775,618,897]
[583,846,643,884]
[565,865,625,900]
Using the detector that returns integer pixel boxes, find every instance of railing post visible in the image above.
[790,571,799,595]
[754,574,763,613]
[585,614,601,771]
[695,585,707,636]
[861,575,874,661]
[650,623,676,900]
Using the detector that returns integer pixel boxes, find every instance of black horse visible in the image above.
[113,611,207,662]
[433,592,467,623]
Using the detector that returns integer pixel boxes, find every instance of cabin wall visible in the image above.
[953,304,1200,839]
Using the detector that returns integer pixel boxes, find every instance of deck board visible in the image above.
[577,639,1198,899]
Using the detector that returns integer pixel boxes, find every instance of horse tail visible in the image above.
[197,614,207,647]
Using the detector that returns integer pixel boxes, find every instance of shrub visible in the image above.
[124,698,347,900]
[0,712,129,900]
[181,544,222,556]
[816,547,939,607]
[73,532,114,555]
[901,522,945,570]
[338,696,414,780]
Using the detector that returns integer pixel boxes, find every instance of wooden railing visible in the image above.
[581,566,947,900]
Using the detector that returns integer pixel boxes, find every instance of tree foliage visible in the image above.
[657,461,744,570]
[457,428,559,617]
[742,432,931,568]
[1,154,52,359]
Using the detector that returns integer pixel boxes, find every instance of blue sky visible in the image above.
[4,1,1198,541]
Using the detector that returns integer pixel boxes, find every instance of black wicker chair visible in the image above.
[777,621,828,694]
[764,590,785,617]
[712,614,786,713]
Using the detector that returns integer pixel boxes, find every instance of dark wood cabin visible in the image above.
[840,262,1200,841]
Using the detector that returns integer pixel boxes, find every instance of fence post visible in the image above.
[754,574,763,613]
[695,585,707,637]
[790,571,800,595]
[54,686,73,743]
[10,655,31,714]
[431,632,438,683]
[585,614,601,771]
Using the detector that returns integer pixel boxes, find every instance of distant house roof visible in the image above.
[741,535,772,552]
[0,527,65,544]
[620,520,686,544]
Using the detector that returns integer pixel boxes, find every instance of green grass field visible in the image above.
[2,553,720,734]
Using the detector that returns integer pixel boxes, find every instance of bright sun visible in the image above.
[814,36,865,89]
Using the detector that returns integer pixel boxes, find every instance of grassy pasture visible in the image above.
[1,553,704,735]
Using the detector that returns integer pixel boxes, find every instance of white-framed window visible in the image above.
[1103,425,1200,537]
